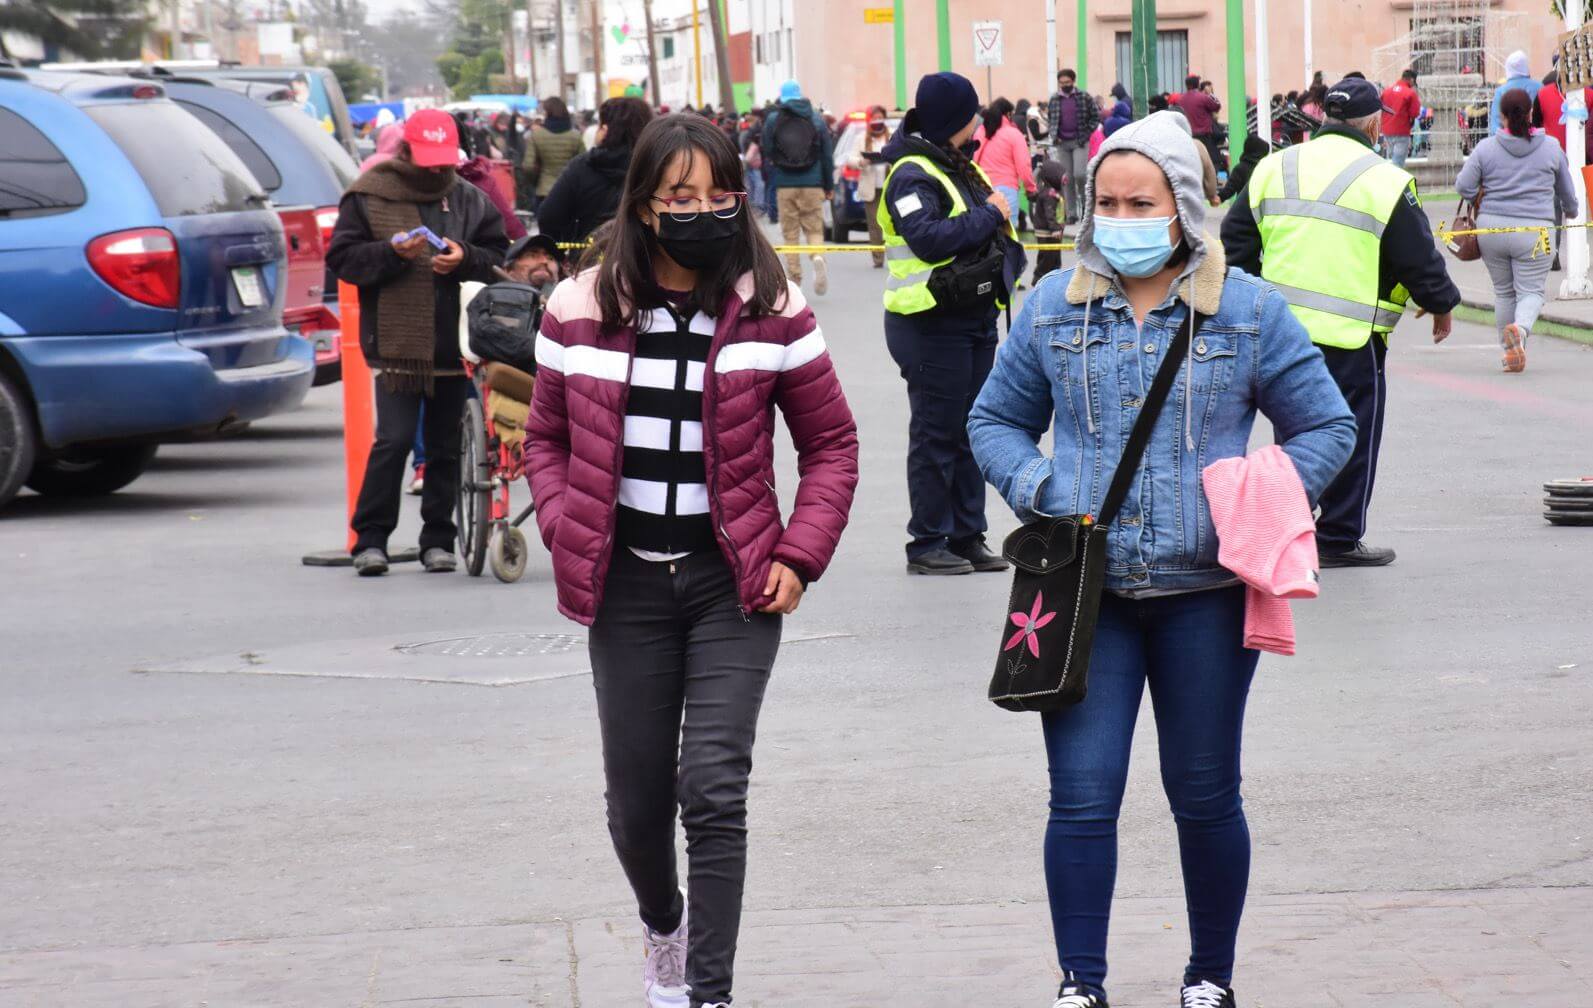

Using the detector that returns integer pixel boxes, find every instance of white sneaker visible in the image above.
[642,903,688,1008]
[812,255,828,295]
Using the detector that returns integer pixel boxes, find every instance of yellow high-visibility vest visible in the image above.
[1247,133,1414,349]
[878,154,1014,315]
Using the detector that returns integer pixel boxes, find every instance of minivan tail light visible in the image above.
[86,228,180,308]
[315,206,339,249]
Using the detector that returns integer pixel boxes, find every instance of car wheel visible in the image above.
[25,443,158,497]
[0,371,38,509]
[831,193,851,244]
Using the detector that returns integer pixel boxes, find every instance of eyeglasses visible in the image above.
[649,192,747,222]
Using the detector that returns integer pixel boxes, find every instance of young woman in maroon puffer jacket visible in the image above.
[524,114,858,1008]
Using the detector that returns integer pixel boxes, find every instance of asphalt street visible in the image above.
[2,239,1591,1006]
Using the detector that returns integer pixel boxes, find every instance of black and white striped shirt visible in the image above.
[616,303,717,555]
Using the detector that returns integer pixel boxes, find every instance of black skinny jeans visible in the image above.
[589,550,782,1008]
[351,375,471,554]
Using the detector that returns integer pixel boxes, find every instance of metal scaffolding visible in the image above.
[1372,0,1526,183]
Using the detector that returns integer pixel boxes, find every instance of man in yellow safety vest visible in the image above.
[1222,76,1460,568]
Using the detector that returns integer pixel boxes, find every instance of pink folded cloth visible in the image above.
[1201,445,1320,656]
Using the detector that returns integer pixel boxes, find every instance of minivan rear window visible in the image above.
[175,100,284,192]
[0,109,87,218]
[86,101,265,217]
[269,104,358,188]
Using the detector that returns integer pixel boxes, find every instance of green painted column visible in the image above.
[1076,0,1088,91]
[936,0,951,72]
[1130,0,1155,120]
[894,0,907,109]
[1225,0,1247,169]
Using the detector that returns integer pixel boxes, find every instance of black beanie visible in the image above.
[913,71,980,145]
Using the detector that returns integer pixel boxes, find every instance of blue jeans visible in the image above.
[1041,586,1258,997]
[1385,134,1411,168]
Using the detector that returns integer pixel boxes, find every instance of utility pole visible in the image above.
[691,1,702,107]
[1225,0,1246,167]
[1560,9,1592,297]
[505,6,519,92]
[169,0,184,59]
[526,0,539,96]
[893,0,906,110]
[591,0,604,102]
[1044,0,1056,98]
[935,0,949,72]
[1129,0,1154,120]
[707,0,735,112]
[1254,0,1270,149]
[1302,0,1313,94]
[554,0,567,103]
[642,0,660,107]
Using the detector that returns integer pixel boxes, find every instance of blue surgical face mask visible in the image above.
[1092,214,1177,278]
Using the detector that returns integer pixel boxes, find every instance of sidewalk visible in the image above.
[1421,203,1593,343]
[3,887,1588,1006]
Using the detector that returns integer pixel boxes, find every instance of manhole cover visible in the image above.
[398,632,584,658]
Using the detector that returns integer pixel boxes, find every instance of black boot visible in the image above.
[905,546,974,576]
[949,536,1009,572]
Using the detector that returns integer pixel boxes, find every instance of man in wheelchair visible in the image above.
[462,233,566,422]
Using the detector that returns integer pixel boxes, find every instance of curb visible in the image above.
[1454,300,1593,347]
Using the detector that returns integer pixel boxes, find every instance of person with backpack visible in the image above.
[762,79,835,294]
[525,113,858,1008]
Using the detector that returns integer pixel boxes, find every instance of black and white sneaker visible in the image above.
[1180,978,1236,1008]
[1053,980,1108,1008]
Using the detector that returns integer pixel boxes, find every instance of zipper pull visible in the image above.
[442,196,450,213]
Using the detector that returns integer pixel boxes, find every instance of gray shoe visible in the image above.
[1318,541,1395,568]
[353,548,389,577]
[421,547,458,573]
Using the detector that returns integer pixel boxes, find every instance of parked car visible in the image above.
[0,70,313,508]
[827,111,900,243]
[42,60,360,158]
[161,76,357,384]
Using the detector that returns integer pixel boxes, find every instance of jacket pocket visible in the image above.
[1188,329,1239,393]
[1045,323,1111,388]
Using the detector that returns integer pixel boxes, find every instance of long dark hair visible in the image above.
[982,96,1013,139]
[1500,88,1532,139]
[595,113,787,332]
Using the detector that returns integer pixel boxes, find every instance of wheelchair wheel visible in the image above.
[489,525,529,583]
[457,398,491,577]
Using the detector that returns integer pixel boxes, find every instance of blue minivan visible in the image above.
[0,70,313,507]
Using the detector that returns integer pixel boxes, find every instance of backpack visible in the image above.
[467,282,543,374]
[771,110,820,172]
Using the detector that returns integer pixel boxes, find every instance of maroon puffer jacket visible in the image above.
[525,269,859,625]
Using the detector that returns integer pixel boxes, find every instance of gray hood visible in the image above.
[1075,109,1209,283]
[1496,131,1545,158]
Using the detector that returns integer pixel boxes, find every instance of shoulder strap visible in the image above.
[1097,311,1209,526]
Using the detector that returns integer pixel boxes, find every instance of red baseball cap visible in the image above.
[403,109,459,168]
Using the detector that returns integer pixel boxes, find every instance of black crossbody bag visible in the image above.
[988,310,1208,713]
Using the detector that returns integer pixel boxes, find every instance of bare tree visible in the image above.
[641,0,659,105]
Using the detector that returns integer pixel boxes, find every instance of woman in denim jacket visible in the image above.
[969,111,1355,1008]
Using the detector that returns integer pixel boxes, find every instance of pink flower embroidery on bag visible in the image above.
[1004,591,1057,658]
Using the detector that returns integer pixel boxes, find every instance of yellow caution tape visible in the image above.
[554,241,1076,253]
[1434,220,1578,259]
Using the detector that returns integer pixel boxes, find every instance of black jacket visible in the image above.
[326,177,509,367]
[534,144,633,246]
[880,116,1025,320]
[1222,125,1460,317]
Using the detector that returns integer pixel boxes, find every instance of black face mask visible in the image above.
[654,209,740,272]
[869,121,886,134]
[957,139,980,158]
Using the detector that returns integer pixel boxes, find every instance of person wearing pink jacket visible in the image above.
[973,97,1037,227]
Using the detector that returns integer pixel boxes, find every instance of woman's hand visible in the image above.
[986,191,1012,220]
[431,238,465,275]
[757,562,805,614]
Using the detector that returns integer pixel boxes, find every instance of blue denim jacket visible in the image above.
[969,246,1356,594]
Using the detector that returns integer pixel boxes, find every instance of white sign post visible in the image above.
[973,20,1003,100]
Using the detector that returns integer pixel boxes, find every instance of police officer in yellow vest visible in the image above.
[1223,77,1459,568]
[880,71,1024,575]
